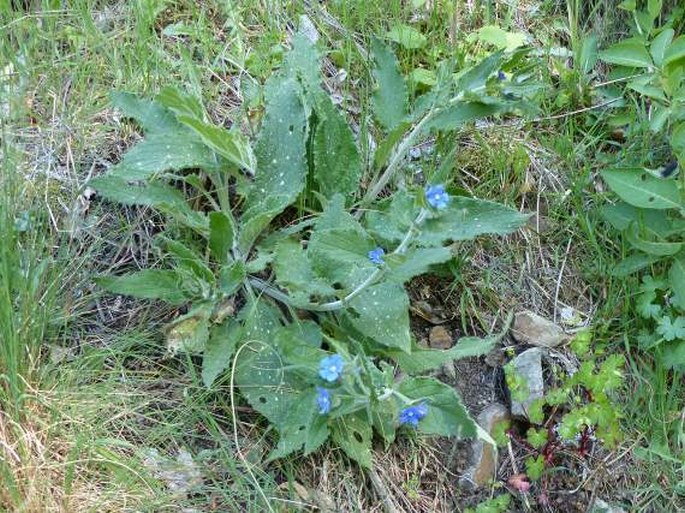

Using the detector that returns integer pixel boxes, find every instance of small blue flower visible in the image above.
[368,247,385,265]
[425,184,449,210]
[497,70,506,81]
[316,387,331,414]
[319,354,345,382]
[399,402,429,428]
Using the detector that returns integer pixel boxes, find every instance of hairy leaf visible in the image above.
[331,413,373,468]
[391,336,497,373]
[202,319,242,387]
[371,38,408,131]
[398,377,476,437]
[209,212,235,264]
[111,91,177,133]
[600,39,653,68]
[387,247,453,283]
[604,168,680,210]
[273,238,337,302]
[348,282,411,352]
[96,270,188,305]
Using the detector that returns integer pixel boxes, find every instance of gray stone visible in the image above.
[509,347,545,419]
[512,310,568,348]
[460,403,510,488]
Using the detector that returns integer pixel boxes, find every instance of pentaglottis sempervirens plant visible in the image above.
[597,2,685,365]
[90,31,536,466]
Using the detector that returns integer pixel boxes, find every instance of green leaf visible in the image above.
[202,319,242,387]
[209,212,235,264]
[97,131,220,181]
[387,247,453,283]
[371,38,408,131]
[418,196,529,245]
[670,122,685,161]
[331,413,373,467]
[657,316,685,341]
[96,270,188,304]
[611,253,660,277]
[398,377,476,437]
[386,24,427,49]
[600,202,640,230]
[601,168,681,210]
[600,39,653,68]
[664,35,685,68]
[218,261,245,296]
[312,96,361,202]
[156,86,205,120]
[268,388,329,461]
[90,175,188,206]
[650,29,674,66]
[475,25,527,51]
[669,254,685,310]
[273,238,337,302]
[245,76,307,217]
[110,91,177,134]
[455,51,503,93]
[626,222,682,256]
[157,235,214,284]
[348,282,411,352]
[176,116,256,175]
[391,336,497,373]
[424,102,502,132]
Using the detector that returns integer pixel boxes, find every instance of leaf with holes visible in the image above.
[398,377,476,437]
[267,388,330,461]
[601,168,682,210]
[331,413,373,468]
[347,282,411,352]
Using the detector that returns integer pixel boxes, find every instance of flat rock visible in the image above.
[428,325,452,349]
[508,347,545,419]
[512,310,568,348]
[460,403,510,488]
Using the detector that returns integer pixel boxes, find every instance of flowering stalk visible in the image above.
[248,208,429,312]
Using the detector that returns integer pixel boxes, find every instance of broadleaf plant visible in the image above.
[597,7,685,366]
[91,32,532,467]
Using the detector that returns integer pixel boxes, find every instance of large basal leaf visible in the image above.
[273,238,337,303]
[156,86,206,120]
[600,38,653,68]
[111,91,177,134]
[601,168,681,210]
[95,269,188,305]
[669,253,685,310]
[312,96,361,202]
[90,175,189,205]
[390,336,497,373]
[331,413,373,468]
[348,282,412,352]
[176,115,256,175]
[371,38,408,131]
[245,76,307,217]
[418,196,529,245]
[398,377,477,438]
[267,388,329,461]
[202,318,242,387]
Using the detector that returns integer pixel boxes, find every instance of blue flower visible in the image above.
[497,70,506,81]
[319,354,345,382]
[399,402,429,428]
[425,184,449,210]
[316,387,331,414]
[368,247,385,265]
